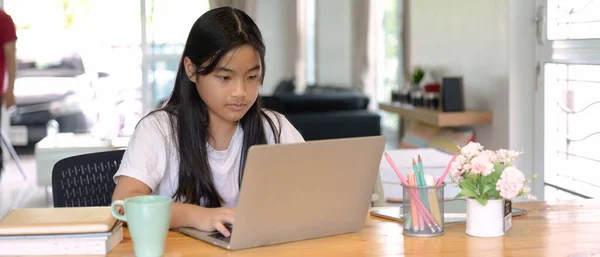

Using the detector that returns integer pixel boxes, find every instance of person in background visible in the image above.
[111,7,305,237]
[0,9,17,179]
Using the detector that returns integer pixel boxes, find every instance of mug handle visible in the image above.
[110,200,127,222]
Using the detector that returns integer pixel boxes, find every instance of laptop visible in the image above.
[178,136,386,250]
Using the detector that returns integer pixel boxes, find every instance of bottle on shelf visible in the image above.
[424,83,441,110]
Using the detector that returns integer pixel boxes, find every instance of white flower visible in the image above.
[460,142,484,158]
[521,186,537,200]
[455,154,467,165]
[449,166,461,180]
[496,149,522,163]
[484,150,498,163]
[462,163,471,172]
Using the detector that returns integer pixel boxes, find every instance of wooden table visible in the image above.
[108,200,600,256]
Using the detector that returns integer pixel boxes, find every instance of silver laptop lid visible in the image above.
[228,136,386,250]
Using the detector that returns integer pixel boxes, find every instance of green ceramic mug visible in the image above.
[111,195,172,257]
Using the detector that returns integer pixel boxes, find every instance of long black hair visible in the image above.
[148,7,281,207]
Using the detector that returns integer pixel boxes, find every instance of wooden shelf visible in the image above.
[378,102,492,127]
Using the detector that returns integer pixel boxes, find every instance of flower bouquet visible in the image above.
[448,142,537,237]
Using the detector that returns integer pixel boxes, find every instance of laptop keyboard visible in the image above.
[208,224,232,243]
[208,232,231,243]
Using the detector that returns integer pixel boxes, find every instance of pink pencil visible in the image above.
[411,190,440,231]
[435,154,458,186]
[385,152,409,184]
[384,152,441,231]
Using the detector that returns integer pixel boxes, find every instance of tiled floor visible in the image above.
[0,150,51,219]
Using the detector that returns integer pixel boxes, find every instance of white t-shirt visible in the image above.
[113,110,305,207]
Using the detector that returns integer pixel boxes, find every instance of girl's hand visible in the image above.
[191,207,236,237]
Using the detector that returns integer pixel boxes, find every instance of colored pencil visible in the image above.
[425,175,442,225]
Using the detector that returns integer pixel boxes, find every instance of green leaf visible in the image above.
[487,187,500,199]
[460,186,479,198]
[467,173,480,182]
[484,166,503,185]
[482,182,494,195]
[476,196,488,206]
[463,175,478,192]
[493,163,510,175]
[461,181,478,195]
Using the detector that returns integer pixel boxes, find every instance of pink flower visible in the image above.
[460,142,483,158]
[449,165,462,180]
[470,153,495,176]
[496,166,525,199]
[449,155,467,180]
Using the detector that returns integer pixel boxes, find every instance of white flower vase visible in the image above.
[465,198,505,237]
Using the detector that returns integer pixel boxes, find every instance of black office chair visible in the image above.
[52,150,125,207]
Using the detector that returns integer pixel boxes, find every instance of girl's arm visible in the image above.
[112,176,235,237]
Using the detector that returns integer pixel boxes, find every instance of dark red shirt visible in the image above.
[0,9,17,95]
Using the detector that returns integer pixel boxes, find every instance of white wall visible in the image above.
[409,0,509,151]
[508,0,540,199]
[315,0,353,87]
[255,0,297,94]
[256,0,357,91]
[410,0,542,199]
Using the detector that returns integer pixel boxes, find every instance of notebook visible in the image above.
[0,222,123,256]
[0,207,118,236]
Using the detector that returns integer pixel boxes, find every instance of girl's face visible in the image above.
[185,44,262,124]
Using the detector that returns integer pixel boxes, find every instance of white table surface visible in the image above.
[34,133,130,187]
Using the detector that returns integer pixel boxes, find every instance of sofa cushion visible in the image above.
[262,93,369,114]
[285,110,380,141]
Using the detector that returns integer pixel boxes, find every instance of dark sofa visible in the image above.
[261,81,381,141]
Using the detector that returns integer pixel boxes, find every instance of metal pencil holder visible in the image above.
[401,183,445,237]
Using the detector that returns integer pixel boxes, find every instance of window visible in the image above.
[305,0,316,86]
[4,0,210,137]
[547,0,600,40]
[375,0,403,131]
[540,0,600,198]
[142,0,211,108]
[544,63,600,197]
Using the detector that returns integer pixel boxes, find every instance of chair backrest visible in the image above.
[52,150,125,207]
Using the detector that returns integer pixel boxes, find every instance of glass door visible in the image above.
[141,0,210,112]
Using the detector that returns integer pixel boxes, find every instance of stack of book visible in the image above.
[0,206,123,256]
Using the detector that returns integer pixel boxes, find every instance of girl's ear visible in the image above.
[183,57,197,83]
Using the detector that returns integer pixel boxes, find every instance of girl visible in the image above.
[111,7,304,237]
